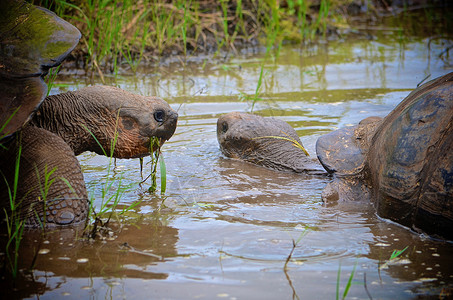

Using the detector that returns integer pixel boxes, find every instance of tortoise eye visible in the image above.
[222,122,228,133]
[154,110,165,122]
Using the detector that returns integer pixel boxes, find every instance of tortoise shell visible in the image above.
[0,0,80,140]
[317,72,453,239]
[368,72,453,238]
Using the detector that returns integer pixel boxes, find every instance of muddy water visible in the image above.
[6,36,453,299]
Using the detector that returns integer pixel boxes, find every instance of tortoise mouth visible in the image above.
[113,136,166,159]
[145,137,166,154]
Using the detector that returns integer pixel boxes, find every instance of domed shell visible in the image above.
[368,72,453,239]
[0,0,81,140]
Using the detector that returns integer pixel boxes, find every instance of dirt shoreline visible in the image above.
[49,0,451,76]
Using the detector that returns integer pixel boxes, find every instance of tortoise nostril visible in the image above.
[154,110,165,123]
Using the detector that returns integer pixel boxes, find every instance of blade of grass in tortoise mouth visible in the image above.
[147,137,165,153]
[253,135,310,156]
[145,136,166,194]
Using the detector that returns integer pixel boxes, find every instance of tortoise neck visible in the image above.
[30,91,112,156]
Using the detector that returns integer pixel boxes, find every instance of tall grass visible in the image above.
[81,118,141,238]
[238,63,266,112]
[32,0,344,74]
[336,260,358,300]
[45,65,61,96]
[2,124,76,281]
[33,165,58,228]
[2,145,25,281]
[315,0,331,39]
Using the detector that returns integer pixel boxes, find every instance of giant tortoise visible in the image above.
[217,112,324,174]
[217,72,453,240]
[0,0,178,227]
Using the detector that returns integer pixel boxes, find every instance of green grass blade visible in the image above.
[342,260,357,299]
[253,135,309,156]
[12,145,22,206]
[0,107,20,141]
[336,260,341,300]
[81,124,107,156]
[390,246,408,260]
[159,155,166,195]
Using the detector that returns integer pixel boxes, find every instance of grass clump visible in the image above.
[30,0,358,74]
[31,0,451,75]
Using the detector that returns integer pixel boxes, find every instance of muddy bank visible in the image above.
[32,0,452,75]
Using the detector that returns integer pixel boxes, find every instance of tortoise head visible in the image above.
[317,72,453,240]
[217,112,257,159]
[217,112,315,172]
[34,85,178,159]
[216,112,300,159]
[316,116,383,176]
[105,87,178,158]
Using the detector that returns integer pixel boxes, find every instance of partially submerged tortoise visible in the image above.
[0,0,178,226]
[217,112,324,174]
[217,72,453,240]
[317,72,453,240]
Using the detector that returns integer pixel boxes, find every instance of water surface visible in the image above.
[7,34,453,299]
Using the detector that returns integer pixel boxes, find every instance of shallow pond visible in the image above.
[6,34,453,299]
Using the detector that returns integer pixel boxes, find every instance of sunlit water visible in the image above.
[8,35,453,299]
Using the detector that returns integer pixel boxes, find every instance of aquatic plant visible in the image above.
[284,226,310,271]
[2,113,78,281]
[336,259,358,300]
[315,0,331,39]
[239,63,266,112]
[0,108,20,145]
[389,246,409,260]
[82,112,168,238]
[379,246,409,270]
[33,165,58,229]
[2,142,60,281]
[44,65,61,96]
